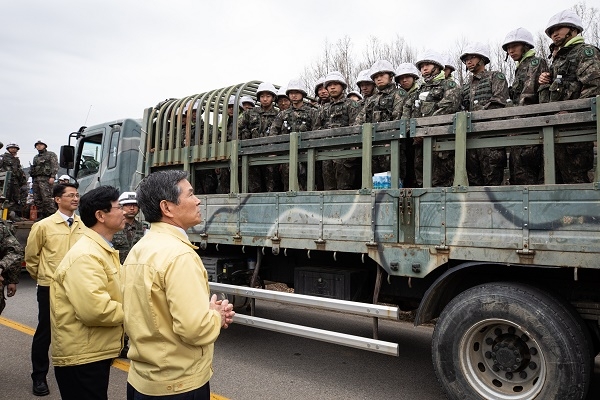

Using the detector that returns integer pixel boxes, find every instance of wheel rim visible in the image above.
[459,318,546,400]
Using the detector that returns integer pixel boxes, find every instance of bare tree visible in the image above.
[573,0,600,47]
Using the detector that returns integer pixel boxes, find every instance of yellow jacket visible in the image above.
[25,211,85,286]
[122,222,222,396]
[50,229,124,366]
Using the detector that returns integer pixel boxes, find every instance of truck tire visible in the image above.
[432,282,591,400]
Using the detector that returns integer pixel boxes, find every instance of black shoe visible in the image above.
[32,380,50,396]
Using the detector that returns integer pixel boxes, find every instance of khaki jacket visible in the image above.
[25,211,85,286]
[122,222,222,396]
[50,229,124,366]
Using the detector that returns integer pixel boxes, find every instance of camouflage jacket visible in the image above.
[30,149,58,178]
[113,219,144,264]
[270,104,319,135]
[0,152,27,187]
[403,73,461,118]
[238,106,279,140]
[317,97,361,129]
[541,37,600,102]
[0,221,22,285]
[354,84,407,125]
[462,70,510,111]
[510,50,549,106]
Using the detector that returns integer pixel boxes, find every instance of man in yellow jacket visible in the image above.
[25,182,85,396]
[50,185,125,400]
[122,170,235,399]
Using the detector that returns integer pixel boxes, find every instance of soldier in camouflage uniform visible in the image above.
[403,51,462,187]
[314,76,330,106]
[112,192,145,264]
[355,60,408,179]
[0,143,27,219]
[0,195,22,315]
[271,79,319,191]
[215,96,243,194]
[503,28,549,185]
[461,43,510,186]
[539,9,600,184]
[30,139,58,218]
[316,71,361,190]
[238,82,280,192]
[276,87,291,111]
[356,69,376,108]
[443,56,457,80]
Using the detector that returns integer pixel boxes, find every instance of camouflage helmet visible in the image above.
[6,143,20,150]
[314,76,326,95]
[356,69,374,86]
[34,139,47,147]
[255,82,277,100]
[502,28,535,51]
[369,60,395,80]
[323,71,348,89]
[276,86,289,101]
[545,9,584,37]
[395,63,421,82]
[286,79,307,97]
[460,43,491,65]
[415,50,445,71]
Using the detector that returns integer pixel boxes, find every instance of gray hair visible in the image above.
[137,170,188,223]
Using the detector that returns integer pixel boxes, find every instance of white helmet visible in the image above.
[118,191,138,205]
[227,95,237,106]
[83,149,95,158]
[415,50,445,71]
[276,87,289,100]
[545,9,584,37]
[369,60,395,79]
[58,174,70,181]
[502,27,535,51]
[34,139,47,147]
[314,76,326,95]
[395,63,421,81]
[323,71,348,89]
[183,99,200,113]
[444,55,457,72]
[286,79,307,97]
[6,143,20,150]
[460,42,491,65]
[347,90,363,100]
[356,69,373,86]
[255,82,277,99]
[240,95,255,106]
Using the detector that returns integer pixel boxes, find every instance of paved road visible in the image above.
[3,273,600,399]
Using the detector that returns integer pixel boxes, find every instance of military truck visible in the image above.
[58,81,600,399]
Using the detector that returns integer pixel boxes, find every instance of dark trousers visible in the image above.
[127,382,210,400]
[55,358,112,400]
[31,285,50,382]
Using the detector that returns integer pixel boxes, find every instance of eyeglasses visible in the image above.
[111,205,124,210]
[61,193,80,198]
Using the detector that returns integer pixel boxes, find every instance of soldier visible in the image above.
[57,175,70,184]
[240,95,256,111]
[25,182,85,396]
[403,51,462,187]
[0,196,22,316]
[356,69,376,107]
[316,71,361,190]
[0,142,27,219]
[238,82,280,192]
[355,60,408,179]
[395,63,421,95]
[539,9,600,184]
[79,149,100,177]
[112,191,145,265]
[314,76,330,106]
[271,79,319,191]
[503,27,549,185]
[276,87,291,111]
[347,91,363,102]
[461,43,509,186]
[30,139,58,219]
[443,56,457,80]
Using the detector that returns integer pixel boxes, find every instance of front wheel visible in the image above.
[432,282,591,400]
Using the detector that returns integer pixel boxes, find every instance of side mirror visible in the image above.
[60,145,75,169]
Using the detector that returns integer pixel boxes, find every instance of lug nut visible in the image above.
[513,364,519,370]
[508,327,516,335]
[495,328,503,336]
[486,338,494,345]
[493,345,499,351]
[520,371,528,379]
[521,334,529,342]
[530,347,537,355]
[516,357,521,363]
[513,350,520,356]
[485,351,492,359]
[529,362,537,370]
[505,372,513,380]
[492,365,500,372]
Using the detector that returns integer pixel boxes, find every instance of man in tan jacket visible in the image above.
[51,185,125,400]
[122,170,235,399]
[25,183,84,396]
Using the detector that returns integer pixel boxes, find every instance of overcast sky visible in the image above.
[0,0,578,163]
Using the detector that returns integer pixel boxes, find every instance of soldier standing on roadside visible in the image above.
[503,27,549,185]
[461,43,510,186]
[0,194,22,315]
[30,139,58,219]
[0,143,27,220]
[539,9,600,184]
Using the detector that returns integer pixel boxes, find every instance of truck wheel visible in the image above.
[432,282,591,400]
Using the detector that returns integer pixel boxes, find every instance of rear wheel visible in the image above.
[432,282,591,400]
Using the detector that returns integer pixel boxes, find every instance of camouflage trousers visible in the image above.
[247,166,281,193]
[195,170,218,194]
[32,178,56,217]
[467,147,507,186]
[509,145,543,185]
[414,146,455,187]
[3,183,25,218]
[555,142,593,184]
[322,159,359,190]
[279,163,307,191]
